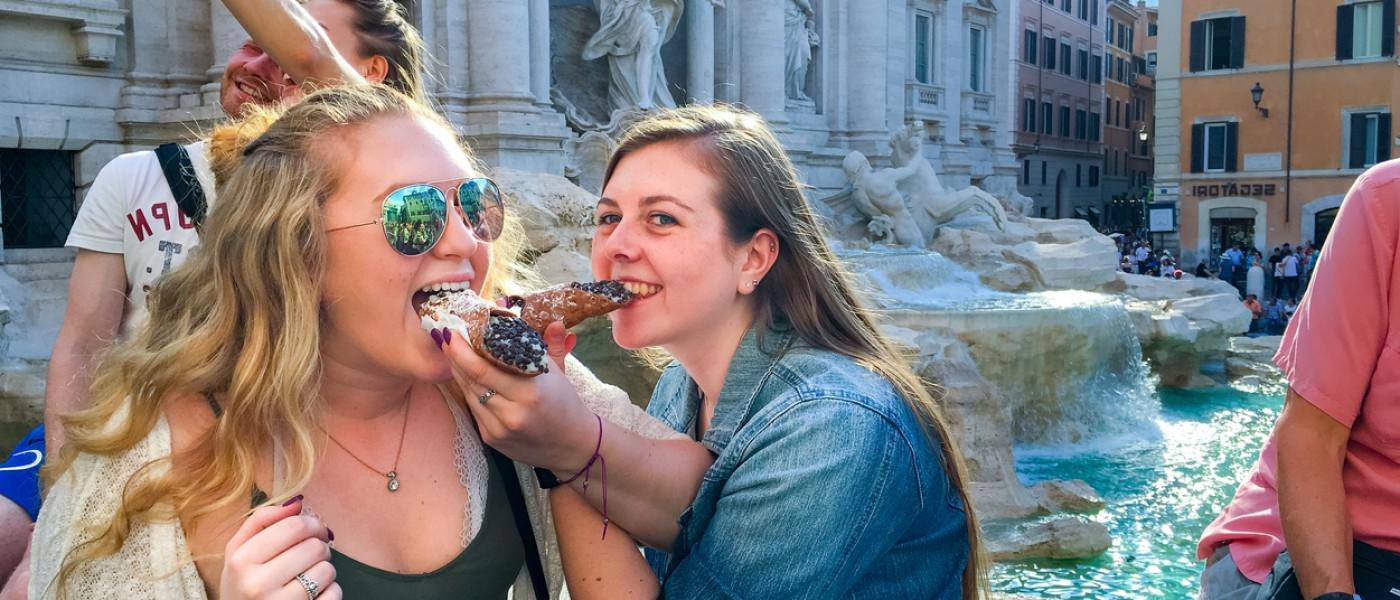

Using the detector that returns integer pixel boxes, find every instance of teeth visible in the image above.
[419,281,471,294]
[621,282,659,297]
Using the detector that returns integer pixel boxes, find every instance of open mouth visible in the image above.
[234,78,277,103]
[618,281,662,299]
[412,280,473,314]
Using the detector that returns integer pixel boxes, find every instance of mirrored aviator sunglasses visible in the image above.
[327,177,505,256]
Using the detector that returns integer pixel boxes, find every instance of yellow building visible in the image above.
[1154,0,1395,266]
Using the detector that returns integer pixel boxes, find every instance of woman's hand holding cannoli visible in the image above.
[443,320,602,476]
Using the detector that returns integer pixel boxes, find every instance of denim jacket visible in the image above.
[644,323,969,599]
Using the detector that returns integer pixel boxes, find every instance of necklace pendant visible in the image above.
[386,471,400,492]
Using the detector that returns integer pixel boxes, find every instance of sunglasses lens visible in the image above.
[458,178,504,242]
[382,185,447,256]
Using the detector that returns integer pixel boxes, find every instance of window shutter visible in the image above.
[1338,4,1356,60]
[1189,20,1206,71]
[1350,113,1368,169]
[1384,0,1396,56]
[1380,113,1392,161]
[1225,122,1239,172]
[1191,123,1205,173]
[1229,17,1247,69]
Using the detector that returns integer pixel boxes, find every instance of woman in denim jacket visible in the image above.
[452,105,984,598]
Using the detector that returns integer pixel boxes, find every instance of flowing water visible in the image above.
[992,380,1286,598]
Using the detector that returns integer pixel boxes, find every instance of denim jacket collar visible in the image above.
[687,320,796,453]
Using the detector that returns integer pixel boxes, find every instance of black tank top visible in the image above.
[210,396,528,598]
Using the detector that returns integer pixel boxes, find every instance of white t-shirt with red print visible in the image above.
[65,142,214,334]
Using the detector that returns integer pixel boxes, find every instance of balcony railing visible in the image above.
[962,90,996,124]
[905,82,946,121]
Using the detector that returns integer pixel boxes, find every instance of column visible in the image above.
[687,0,716,104]
[461,0,570,173]
[739,0,785,122]
[941,6,965,144]
[845,0,888,144]
[466,0,535,108]
[530,0,552,108]
[438,0,471,126]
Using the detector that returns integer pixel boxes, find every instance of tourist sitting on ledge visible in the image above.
[1197,159,1400,599]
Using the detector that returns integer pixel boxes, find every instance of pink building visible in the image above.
[1014,0,1107,222]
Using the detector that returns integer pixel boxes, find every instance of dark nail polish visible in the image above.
[444,329,453,345]
[327,528,335,541]
[430,328,443,347]
[282,494,303,507]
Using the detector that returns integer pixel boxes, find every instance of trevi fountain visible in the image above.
[0,0,1282,597]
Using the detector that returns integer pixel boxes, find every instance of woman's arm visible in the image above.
[220,0,363,86]
[444,324,711,552]
[550,487,658,599]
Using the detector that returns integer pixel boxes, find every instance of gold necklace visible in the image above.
[319,388,412,492]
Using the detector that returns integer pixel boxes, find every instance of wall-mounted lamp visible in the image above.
[1250,82,1270,118]
[1137,125,1149,143]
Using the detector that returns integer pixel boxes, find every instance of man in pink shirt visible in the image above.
[1197,161,1400,599]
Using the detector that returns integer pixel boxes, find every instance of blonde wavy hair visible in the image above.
[605,105,988,599]
[46,84,531,591]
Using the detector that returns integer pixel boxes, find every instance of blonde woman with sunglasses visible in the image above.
[28,85,696,600]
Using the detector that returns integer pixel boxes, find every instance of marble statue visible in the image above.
[785,0,819,103]
[581,0,684,111]
[889,122,1008,235]
[841,151,927,249]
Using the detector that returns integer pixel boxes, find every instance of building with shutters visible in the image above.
[1154,0,1396,266]
[1013,0,1108,222]
[1102,0,1152,206]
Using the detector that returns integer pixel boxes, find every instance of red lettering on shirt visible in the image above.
[127,209,153,242]
[151,202,171,231]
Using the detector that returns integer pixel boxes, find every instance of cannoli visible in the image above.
[418,290,549,376]
[506,280,636,333]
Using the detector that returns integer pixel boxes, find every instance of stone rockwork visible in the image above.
[1225,335,1284,381]
[988,516,1113,561]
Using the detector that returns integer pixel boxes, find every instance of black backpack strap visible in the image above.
[488,447,550,600]
[154,143,208,230]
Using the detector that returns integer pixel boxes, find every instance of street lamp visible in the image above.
[1250,82,1270,118]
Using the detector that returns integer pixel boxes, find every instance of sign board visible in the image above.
[1148,201,1177,233]
[1244,153,1283,171]
[1156,185,1179,196]
[1189,182,1280,197]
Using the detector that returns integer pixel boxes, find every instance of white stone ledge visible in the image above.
[0,0,127,66]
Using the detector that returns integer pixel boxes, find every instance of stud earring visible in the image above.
[749,279,760,288]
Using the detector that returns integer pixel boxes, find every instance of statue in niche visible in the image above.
[581,0,684,112]
[889,122,1008,235]
[841,151,927,249]
[785,0,819,104]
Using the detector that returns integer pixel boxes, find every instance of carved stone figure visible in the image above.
[889,122,1008,235]
[841,151,926,249]
[785,0,819,103]
[581,0,684,112]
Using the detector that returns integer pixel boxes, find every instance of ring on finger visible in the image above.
[478,388,497,405]
[296,573,320,599]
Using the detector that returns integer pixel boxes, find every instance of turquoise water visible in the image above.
[991,381,1286,599]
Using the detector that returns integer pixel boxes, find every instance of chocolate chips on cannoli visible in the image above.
[418,290,550,377]
[507,280,636,333]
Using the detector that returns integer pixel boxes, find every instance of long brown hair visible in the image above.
[45,84,529,593]
[603,105,988,598]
